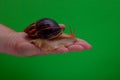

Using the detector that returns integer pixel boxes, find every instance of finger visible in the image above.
[59,24,65,30]
[53,47,69,54]
[75,39,92,50]
[67,45,84,52]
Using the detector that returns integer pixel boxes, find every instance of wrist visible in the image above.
[0,24,17,54]
[0,32,17,54]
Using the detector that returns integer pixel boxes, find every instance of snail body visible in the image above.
[24,18,77,51]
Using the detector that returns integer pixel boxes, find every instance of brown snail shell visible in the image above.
[24,18,64,39]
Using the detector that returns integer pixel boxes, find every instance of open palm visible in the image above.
[0,24,92,56]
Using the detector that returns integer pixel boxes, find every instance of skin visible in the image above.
[0,24,92,56]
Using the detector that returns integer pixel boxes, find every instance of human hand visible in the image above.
[0,24,92,56]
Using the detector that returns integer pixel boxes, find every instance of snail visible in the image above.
[24,18,77,51]
[24,18,65,39]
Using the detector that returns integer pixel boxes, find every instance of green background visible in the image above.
[0,0,120,80]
